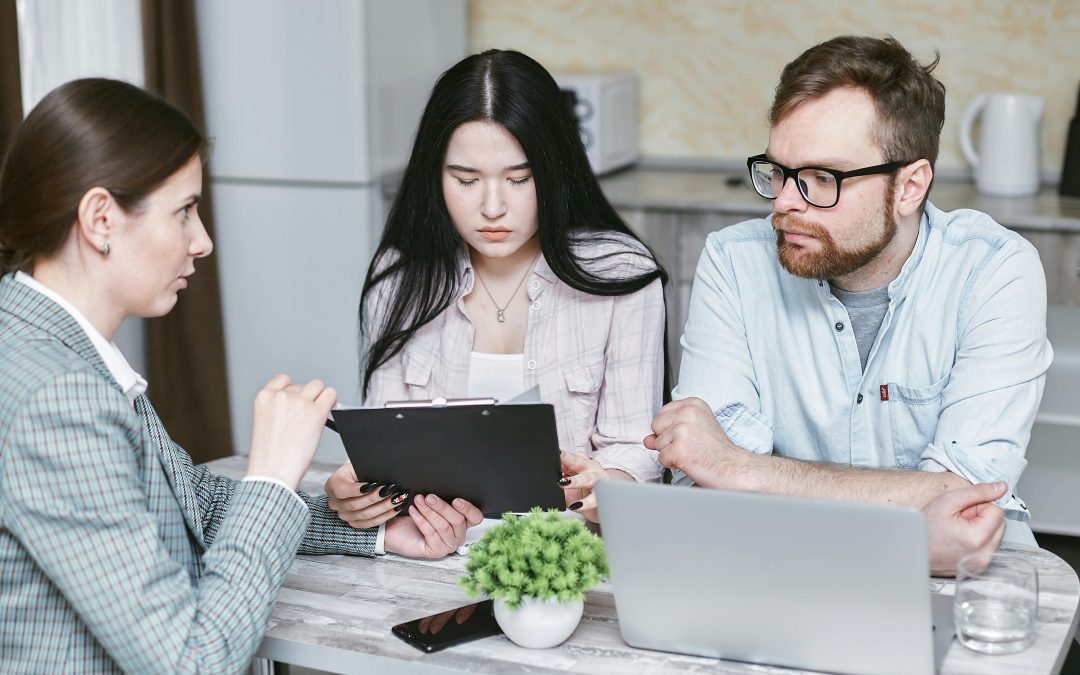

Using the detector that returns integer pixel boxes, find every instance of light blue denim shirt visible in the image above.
[672,202,1053,525]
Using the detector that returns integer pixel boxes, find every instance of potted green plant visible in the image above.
[459,508,609,648]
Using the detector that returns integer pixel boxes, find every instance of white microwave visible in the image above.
[556,73,639,176]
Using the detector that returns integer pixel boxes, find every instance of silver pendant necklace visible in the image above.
[473,250,541,323]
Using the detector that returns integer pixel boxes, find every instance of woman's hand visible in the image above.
[324,462,407,529]
[558,451,632,523]
[383,494,484,558]
[246,375,336,490]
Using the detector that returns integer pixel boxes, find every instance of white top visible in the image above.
[466,352,525,402]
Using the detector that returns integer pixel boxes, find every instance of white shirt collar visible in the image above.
[15,271,148,403]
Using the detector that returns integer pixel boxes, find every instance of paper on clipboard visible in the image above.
[329,385,542,414]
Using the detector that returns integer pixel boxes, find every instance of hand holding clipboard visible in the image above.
[326,387,564,517]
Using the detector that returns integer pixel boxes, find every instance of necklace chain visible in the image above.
[473,250,541,323]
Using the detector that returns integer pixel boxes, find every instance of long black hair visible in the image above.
[360,49,669,398]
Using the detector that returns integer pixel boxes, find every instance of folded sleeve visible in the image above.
[670,233,776,486]
[672,231,765,417]
[589,278,665,482]
[918,240,1052,521]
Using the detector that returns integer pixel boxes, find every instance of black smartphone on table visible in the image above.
[391,600,502,653]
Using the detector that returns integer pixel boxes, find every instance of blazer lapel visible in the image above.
[135,395,207,550]
[0,275,206,549]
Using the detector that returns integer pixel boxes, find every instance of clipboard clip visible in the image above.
[385,396,497,408]
[324,396,500,433]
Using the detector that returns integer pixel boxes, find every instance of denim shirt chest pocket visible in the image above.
[886,373,950,467]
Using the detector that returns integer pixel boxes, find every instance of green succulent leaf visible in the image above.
[459,508,609,607]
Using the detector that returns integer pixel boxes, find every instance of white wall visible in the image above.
[16,0,147,373]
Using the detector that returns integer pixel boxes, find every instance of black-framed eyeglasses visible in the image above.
[746,154,909,208]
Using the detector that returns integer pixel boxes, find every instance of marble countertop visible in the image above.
[206,456,1079,674]
[598,167,1080,232]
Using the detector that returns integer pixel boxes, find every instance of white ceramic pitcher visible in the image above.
[960,93,1044,196]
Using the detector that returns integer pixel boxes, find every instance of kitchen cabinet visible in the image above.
[1012,228,1080,306]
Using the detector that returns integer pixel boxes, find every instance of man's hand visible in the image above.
[383,494,483,559]
[645,397,756,489]
[324,462,404,528]
[924,481,1007,577]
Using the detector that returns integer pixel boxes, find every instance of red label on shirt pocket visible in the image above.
[880,384,889,401]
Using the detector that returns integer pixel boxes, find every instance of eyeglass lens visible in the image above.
[749,161,838,207]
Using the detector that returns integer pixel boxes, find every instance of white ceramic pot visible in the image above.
[493,596,584,649]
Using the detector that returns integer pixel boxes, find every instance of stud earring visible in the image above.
[99,241,110,256]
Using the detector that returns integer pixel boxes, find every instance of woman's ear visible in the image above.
[895,159,933,218]
[76,187,116,254]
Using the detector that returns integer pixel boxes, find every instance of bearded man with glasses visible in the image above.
[648,35,1052,570]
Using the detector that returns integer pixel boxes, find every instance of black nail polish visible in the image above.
[379,483,399,498]
[557,477,571,486]
[394,500,409,512]
[568,501,583,511]
[391,492,408,506]
[359,482,380,494]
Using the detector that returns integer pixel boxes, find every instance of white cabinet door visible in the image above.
[195,0,467,185]
[213,181,370,461]
[364,0,467,180]
[196,0,371,183]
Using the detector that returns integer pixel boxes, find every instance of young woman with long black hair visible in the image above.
[325,49,669,528]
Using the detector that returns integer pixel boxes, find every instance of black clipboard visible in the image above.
[330,400,565,516]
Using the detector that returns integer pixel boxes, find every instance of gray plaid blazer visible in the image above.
[0,275,376,673]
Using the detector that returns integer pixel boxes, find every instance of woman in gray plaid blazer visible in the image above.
[0,79,481,673]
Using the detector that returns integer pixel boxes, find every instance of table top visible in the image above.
[205,456,1080,674]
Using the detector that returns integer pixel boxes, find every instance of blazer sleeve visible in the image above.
[2,371,308,674]
[185,456,378,556]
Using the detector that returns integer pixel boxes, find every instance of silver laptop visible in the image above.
[596,481,955,675]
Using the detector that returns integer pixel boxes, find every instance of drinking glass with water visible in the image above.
[955,551,1039,655]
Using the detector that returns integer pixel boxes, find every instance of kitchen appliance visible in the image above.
[195,0,466,460]
[960,92,1044,196]
[556,73,639,175]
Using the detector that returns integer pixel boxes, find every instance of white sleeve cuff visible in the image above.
[242,475,307,509]
[375,523,386,555]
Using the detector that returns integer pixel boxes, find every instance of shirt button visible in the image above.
[856,393,864,404]
[529,280,540,290]
[527,359,537,370]
[531,301,541,311]
[835,321,844,332]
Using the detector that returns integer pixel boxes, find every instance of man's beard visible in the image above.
[773,191,897,280]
